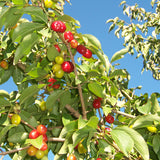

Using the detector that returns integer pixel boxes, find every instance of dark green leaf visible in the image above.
[0,97,11,107]
[0,90,10,99]
[19,84,44,105]
[7,132,28,143]
[47,46,60,61]
[14,32,40,64]
[153,135,160,154]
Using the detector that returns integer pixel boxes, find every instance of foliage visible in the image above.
[0,0,159,160]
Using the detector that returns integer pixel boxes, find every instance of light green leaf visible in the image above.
[83,34,101,50]
[150,93,160,114]
[137,100,151,114]
[110,69,129,79]
[118,126,149,160]
[19,84,44,105]
[22,6,48,24]
[25,135,43,149]
[12,22,45,42]
[14,32,40,64]
[12,0,25,5]
[0,90,10,99]
[111,129,134,157]
[111,47,129,63]
[132,114,160,129]
[88,82,104,98]
[102,106,112,116]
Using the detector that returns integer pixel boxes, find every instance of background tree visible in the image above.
[0,0,159,160]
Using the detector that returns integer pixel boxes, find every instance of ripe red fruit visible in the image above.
[67,154,77,160]
[76,45,87,55]
[37,125,47,135]
[96,158,102,160]
[51,21,66,33]
[40,141,48,151]
[54,44,61,52]
[97,97,103,101]
[82,49,92,58]
[0,60,8,69]
[43,134,48,142]
[105,127,111,135]
[29,129,40,139]
[48,78,60,89]
[71,39,78,48]
[64,31,74,42]
[105,114,114,124]
[93,99,101,109]
[61,61,74,73]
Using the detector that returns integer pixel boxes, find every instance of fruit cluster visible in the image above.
[28,125,48,159]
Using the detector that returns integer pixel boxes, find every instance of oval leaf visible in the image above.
[88,82,104,98]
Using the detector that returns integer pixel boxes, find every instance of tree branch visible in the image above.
[57,33,87,120]
[21,119,36,130]
[65,104,81,119]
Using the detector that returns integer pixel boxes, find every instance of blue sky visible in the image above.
[1,0,159,160]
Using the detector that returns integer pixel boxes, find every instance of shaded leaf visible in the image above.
[47,46,60,61]
[7,132,28,143]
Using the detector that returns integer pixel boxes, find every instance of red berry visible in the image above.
[82,49,92,58]
[97,97,102,101]
[29,129,40,139]
[37,125,47,135]
[61,61,74,73]
[71,39,78,48]
[105,127,111,135]
[105,114,114,124]
[74,144,78,150]
[51,21,66,33]
[64,31,74,42]
[48,78,57,87]
[40,141,48,151]
[54,44,61,52]
[96,158,102,160]
[43,134,48,142]
[93,99,101,109]
[76,45,87,55]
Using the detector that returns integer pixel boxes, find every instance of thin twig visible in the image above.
[48,137,65,142]
[47,126,63,131]
[112,109,135,118]
[57,33,87,120]
[21,119,36,130]
[0,146,30,156]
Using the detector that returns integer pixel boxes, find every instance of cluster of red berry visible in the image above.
[27,125,48,159]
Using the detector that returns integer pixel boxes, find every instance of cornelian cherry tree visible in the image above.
[0,0,160,160]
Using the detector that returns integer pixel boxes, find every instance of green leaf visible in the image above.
[0,97,11,107]
[132,114,160,129]
[12,0,25,5]
[46,90,66,110]
[102,106,112,116]
[110,69,129,79]
[150,93,160,114]
[0,68,12,85]
[47,46,60,61]
[12,22,45,42]
[0,125,15,143]
[59,120,78,138]
[0,90,10,99]
[111,47,129,63]
[0,7,23,30]
[25,135,43,149]
[58,14,80,25]
[22,6,48,24]
[87,116,99,128]
[7,132,28,143]
[137,100,151,114]
[14,32,40,64]
[19,84,44,105]
[83,34,101,50]
[109,23,115,32]
[88,82,104,98]
[118,126,149,160]
[153,135,160,154]
[111,129,134,157]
